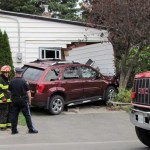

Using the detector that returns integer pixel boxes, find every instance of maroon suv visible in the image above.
[22,59,118,115]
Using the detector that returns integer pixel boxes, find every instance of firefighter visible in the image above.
[0,65,12,130]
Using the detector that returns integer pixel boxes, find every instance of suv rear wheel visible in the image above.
[49,95,64,115]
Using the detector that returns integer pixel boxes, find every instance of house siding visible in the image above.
[0,13,107,67]
[65,43,115,75]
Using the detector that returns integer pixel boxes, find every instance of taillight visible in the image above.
[36,84,45,94]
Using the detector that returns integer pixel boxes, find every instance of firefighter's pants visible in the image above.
[0,103,11,128]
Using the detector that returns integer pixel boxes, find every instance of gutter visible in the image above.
[0,14,22,62]
[0,14,20,52]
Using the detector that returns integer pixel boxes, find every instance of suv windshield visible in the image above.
[23,67,43,81]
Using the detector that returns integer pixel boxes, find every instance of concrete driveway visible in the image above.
[0,104,147,150]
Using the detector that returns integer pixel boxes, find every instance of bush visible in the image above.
[112,89,131,103]
[0,30,14,78]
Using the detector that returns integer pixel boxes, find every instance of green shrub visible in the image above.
[112,89,131,103]
[0,30,14,78]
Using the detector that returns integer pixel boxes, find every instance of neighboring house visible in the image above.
[0,10,115,75]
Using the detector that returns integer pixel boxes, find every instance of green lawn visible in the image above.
[18,113,26,126]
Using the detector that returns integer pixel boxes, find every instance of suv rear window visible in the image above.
[44,68,60,81]
[23,67,43,81]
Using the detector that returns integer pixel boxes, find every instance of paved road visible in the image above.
[0,106,149,150]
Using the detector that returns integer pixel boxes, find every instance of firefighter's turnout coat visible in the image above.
[0,74,12,128]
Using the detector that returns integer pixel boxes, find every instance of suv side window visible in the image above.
[80,66,97,78]
[22,67,43,81]
[44,68,59,81]
[63,66,79,79]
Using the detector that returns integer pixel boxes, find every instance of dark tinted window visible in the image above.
[44,68,59,81]
[63,66,79,79]
[80,66,97,78]
[22,67,43,81]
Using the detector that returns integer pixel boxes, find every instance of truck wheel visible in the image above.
[49,95,64,115]
[135,126,150,147]
[105,86,117,103]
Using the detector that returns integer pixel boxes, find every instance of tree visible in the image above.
[0,0,81,21]
[127,47,150,88]
[34,0,81,20]
[0,30,14,77]
[2,31,14,68]
[0,0,43,15]
[85,0,150,89]
[0,30,4,66]
[79,0,92,21]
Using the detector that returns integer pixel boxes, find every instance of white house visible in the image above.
[0,10,115,75]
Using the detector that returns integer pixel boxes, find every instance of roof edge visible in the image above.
[0,10,86,27]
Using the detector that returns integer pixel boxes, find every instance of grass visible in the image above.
[120,105,131,112]
[18,113,26,126]
[106,102,131,112]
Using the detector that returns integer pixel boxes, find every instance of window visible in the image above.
[22,67,43,81]
[44,68,60,81]
[63,67,79,79]
[80,66,97,78]
[40,48,61,59]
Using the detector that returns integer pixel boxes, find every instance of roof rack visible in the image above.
[30,59,80,66]
[31,58,63,62]
[51,61,80,66]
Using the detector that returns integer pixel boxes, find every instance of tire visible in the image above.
[49,95,64,115]
[135,126,150,147]
[105,86,117,103]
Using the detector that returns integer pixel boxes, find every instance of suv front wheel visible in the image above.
[49,95,64,115]
[105,86,117,103]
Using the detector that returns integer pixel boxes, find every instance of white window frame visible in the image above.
[39,47,61,59]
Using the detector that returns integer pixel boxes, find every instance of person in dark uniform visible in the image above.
[0,65,12,130]
[9,67,38,134]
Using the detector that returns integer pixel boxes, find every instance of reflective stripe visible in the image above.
[0,99,12,103]
[3,85,8,90]
[0,93,4,98]
[7,123,11,127]
[0,84,8,90]
[0,84,3,88]
[7,99,12,102]
[0,124,7,128]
